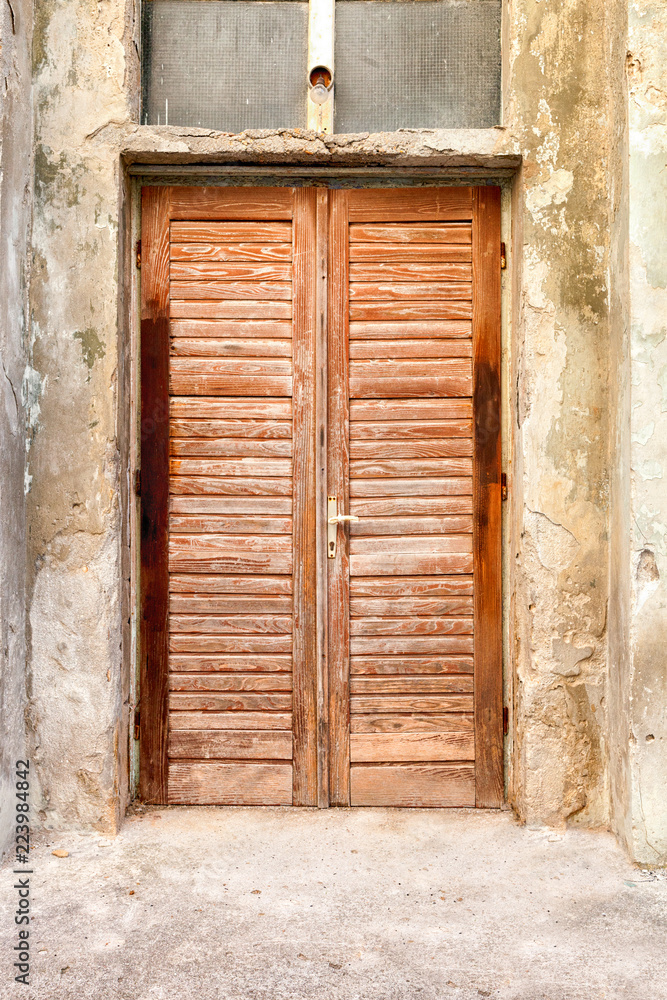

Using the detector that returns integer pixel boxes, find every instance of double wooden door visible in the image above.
[140,184,502,809]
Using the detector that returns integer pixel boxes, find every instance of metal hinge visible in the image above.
[501,472,508,501]
[500,242,507,270]
[135,239,141,269]
[134,469,141,497]
[503,706,509,736]
[133,709,140,741]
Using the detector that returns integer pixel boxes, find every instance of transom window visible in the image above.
[141,0,501,134]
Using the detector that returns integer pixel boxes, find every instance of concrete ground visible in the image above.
[1,808,666,1000]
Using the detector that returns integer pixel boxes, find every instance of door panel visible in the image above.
[328,187,502,808]
[141,184,502,808]
[140,187,318,805]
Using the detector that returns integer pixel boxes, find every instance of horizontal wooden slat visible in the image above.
[170,375,293,397]
[171,358,292,377]
[350,655,473,674]
[170,319,292,339]
[350,359,471,379]
[171,281,292,301]
[350,515,472,535]
[349,263,472,282]
[169,552,292,575]
[170,635,293,654]
[170,711,292,730]
[349,617,473,636]
[350,398,471,420]
[349,244,472,263]
[349,498,473,517]
[171,595,291,614]
[350,731,474,762]
[170,419,292,440]
[349,302,472,322]
[347,190,473,222]
[170,458,292,477]
[171,261,292,282]
[171,222,293,243]
[168,762,293,805]
[351,458,472,478]
[350,420,471,440]
[170,497,292,515]
[350,693,473,713]
[350,535,472,555]
[169,692,292,711]
[349,575,473,597]
[350,763,474,807]
[349,478,472,498]
[170,440,292,458]
[169,573,293,594]
[170,339,292,358]
[349,282,472,301]
[169,673,292,692]
[349,223,472,244]
[170,533,291,553]
[350,712,473,733]
[349,340,472,360]
[350,635,474,655]
[170,476,293,497]
[350,553,474,577]
[169,188,294,221]
[169,653,291,672]
[351,676,473,694]
[171,242,293,262]
[170,397,292,419]
[168,730,293,760]
[169,514,292,534]
[349,321,471,339]
[349,441,472,460]
[350,596,472,616]
[171,300,292,320]
[170,614,292,634]
[349,376,472,398]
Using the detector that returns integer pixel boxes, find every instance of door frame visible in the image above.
[134,177,506,807]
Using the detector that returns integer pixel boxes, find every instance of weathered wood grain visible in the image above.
[169,692,292,711]
[349,553,473,579]
[350,693,473,713]
[170,635,293,654]
[170,397,291,419]
[169,673,293,692]
[349,377,472,399]
[350,675,473,695]
[350,654,473,674]
[169,653,292,671]
[171,221,292,243]
[169,187,293,221]
[349,616,473,636]
[349,340,472,360]
[348,223,472,244]
[349,320,471,339]
[170,457,292,478]
[169,613,293,635]
[171,242,292,262]
[170,419,293,439]
[170,476,293,497]
[349,635,474,656]
[349,398,471,420]
[171,280,292,301]
[170,594,292,614]
[349,244,472,263]
[349,441,472,460]
[169,514,292,534]
[169,573,293,594]
[349,515,473,535]
[349,535,472,555]
[168,762,293,805]
[169,711,293,730]
[349,263,472,282]
[169,497,292,515]
[349,281,472,301]
[349,478,472,498]
[349,301,472,322]
[171,300,292,320]
[170,338,292,358]
[349,763,474,806]
[350,731,474,762]
[350,420,471,440]
[168,730,293,759]
[170,440,292,458]
[349,497,473,517]
[350,712,473,733]
[346,189,473,223]
[349,575,473,597]
[170,319,292,339]
[349,596,472,616]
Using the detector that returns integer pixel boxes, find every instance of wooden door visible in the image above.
[327,187,503,808]
[140,187,319,805]
[140,184,502,808]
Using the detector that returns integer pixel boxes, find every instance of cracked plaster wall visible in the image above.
[613,0,667,863]
[0,0,31,856]
[20,0,666,858]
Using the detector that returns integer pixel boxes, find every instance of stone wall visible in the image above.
[14,0,667,861]
[0,0,32,857]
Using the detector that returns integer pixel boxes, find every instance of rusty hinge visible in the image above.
[501,471,508,501]
[500,242,507,269]
[135,239,141,269]
[133,709,140,741]
[134,469,141,497]
[503,706,509,736]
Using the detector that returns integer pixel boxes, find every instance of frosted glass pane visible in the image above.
[334,0,502,132]
[142,0,309,131]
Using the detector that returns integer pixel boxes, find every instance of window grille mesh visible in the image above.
[141,0,309,131]
[334,0,502,132]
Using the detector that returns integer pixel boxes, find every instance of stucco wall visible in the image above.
[0,0,32,857]
[19,0,666,858]
[622,0,667,863]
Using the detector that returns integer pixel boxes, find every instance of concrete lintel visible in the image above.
[118,124,521,172]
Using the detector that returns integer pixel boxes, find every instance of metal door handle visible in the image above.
[327,496,359,558]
